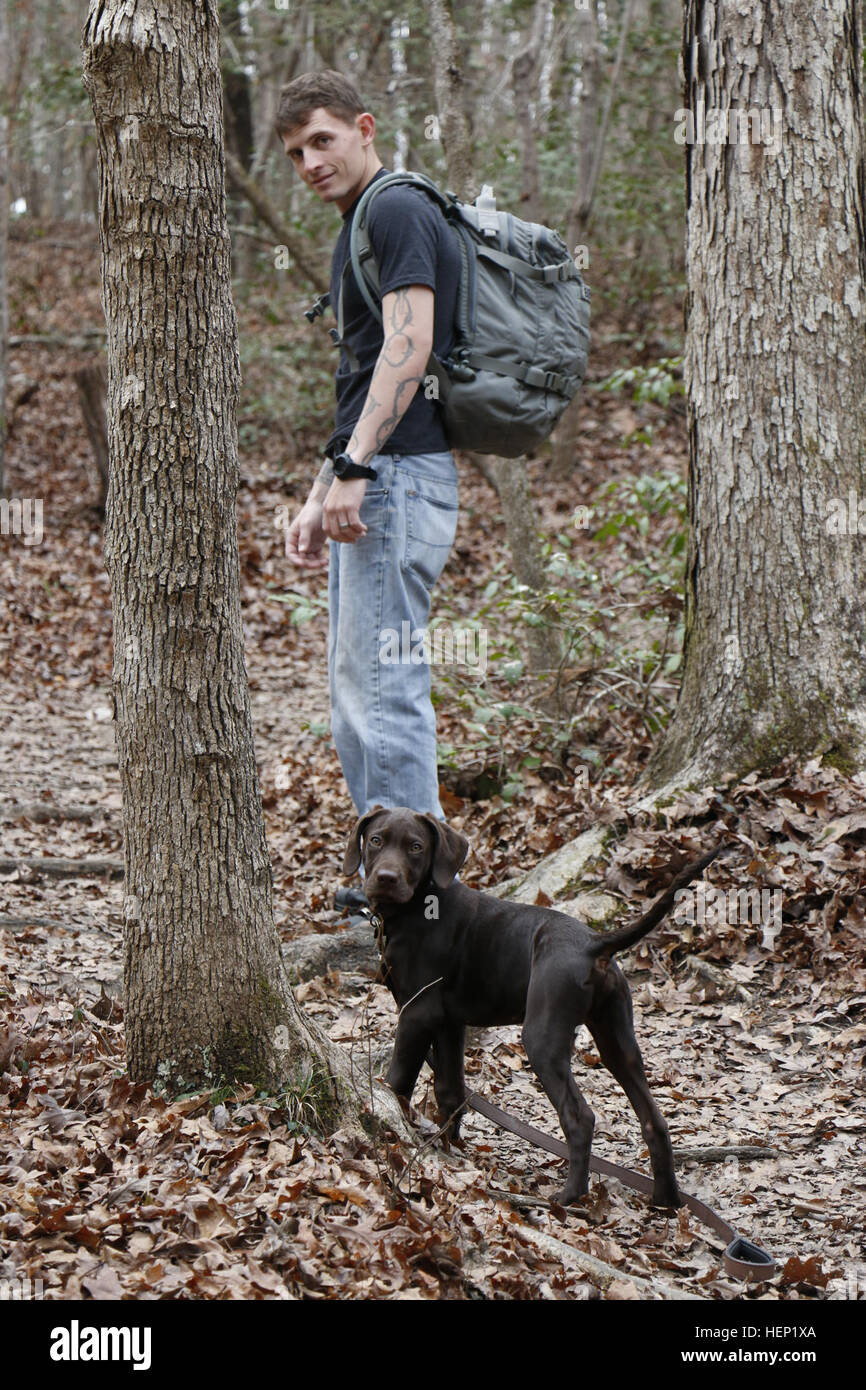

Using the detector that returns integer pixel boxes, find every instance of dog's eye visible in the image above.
[368,835,382,847]
[410,841,424,853]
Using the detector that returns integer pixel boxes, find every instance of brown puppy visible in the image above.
[344,805,719,1207]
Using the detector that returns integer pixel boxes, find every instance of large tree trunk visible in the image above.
[80,0,362,1106]
[649,0,866,787]
[426,0,562,680]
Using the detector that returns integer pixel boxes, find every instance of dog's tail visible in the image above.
[587,844,723,960]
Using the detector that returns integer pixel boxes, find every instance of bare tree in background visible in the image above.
[552,0,605,478]
[220,0,253,172]
[510,0,551,226]
[553,0,640,477]
[566,1,601,253]
[427,0,562,681]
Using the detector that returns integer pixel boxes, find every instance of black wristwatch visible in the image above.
[332,451,377,481]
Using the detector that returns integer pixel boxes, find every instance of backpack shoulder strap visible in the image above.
[347,171,452,324]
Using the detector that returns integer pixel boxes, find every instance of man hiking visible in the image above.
[279,70,460,822]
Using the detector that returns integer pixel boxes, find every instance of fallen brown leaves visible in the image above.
[0,972,593,1299]
[2,782,864,1303]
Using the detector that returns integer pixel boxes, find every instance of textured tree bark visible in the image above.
[80,0,360,1106]
[649,0,866,786]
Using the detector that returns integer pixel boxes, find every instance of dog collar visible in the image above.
[368,911,386,956]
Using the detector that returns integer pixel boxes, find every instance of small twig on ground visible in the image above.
[512,1222,706,1301]
[0,914,57,930]
[0,856,123,878]
[0,801,104,824]
[673,1145,779,1163]
[684,955,753,1004]
[486,1185,568,1213]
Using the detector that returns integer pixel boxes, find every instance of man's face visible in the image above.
[281,108,377,213]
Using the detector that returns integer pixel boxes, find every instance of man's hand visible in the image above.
[285,496,329,569]
[322,478,369,543]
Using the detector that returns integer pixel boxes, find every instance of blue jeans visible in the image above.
[328,450,459,817]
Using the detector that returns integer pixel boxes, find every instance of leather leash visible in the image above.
[466,1090,777,1281]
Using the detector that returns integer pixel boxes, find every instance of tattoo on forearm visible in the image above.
[383,338,415,369]
[382,291,417,368]
[346,290,431,460]
[391,288,413,332]
[372,377,425,449]
[359,390,383,424]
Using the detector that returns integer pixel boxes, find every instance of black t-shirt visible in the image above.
[324,168,461,459]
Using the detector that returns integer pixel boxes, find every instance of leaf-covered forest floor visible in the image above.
[1,223,864,1301]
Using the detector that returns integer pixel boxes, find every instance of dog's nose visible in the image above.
[372,867,399,886]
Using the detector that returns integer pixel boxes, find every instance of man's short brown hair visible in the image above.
[275,70,366,139]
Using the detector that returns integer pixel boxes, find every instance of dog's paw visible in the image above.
[650,1185,684,1210]
[551,1185,590,1207]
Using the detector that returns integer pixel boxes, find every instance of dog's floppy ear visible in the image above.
[420,813,470,889]
[342,806,387,876]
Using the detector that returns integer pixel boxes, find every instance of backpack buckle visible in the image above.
[304,292,330,323]
[525,365,564,392]
[445,353,477,383]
